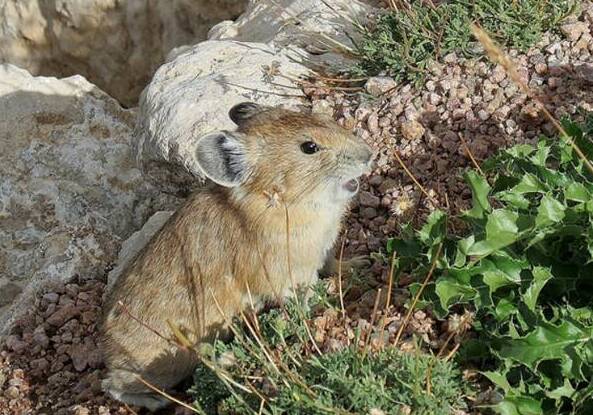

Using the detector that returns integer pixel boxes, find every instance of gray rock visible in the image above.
[0,65,178,334]
[365,77,398,97]
[209,0,372,67]
[359,191,381,208]
[135,41,310,195]
[0,0,248,106]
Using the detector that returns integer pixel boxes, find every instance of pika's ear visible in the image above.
[196,131,249,187]
[229,102,264,125]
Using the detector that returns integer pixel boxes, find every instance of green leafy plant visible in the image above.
[188,289,469,415]
[354,0,576,82]
[389,115,593,414]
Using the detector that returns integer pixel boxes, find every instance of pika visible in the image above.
[100,102,373,410]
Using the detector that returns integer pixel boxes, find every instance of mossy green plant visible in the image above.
[188,289,469,415]
[354,0,576,82]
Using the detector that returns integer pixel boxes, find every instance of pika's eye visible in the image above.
[300,141,319,154]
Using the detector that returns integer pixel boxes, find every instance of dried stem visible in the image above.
[337,237,347,316]
[363,288,382,357]
[458,133,485,177]
[394,244,443,347]
[136,376,200,414]
[393,150,440,208]
[283,202,323,356]
[379,250,397,348]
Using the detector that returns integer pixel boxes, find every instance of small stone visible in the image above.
[311,99,333,115]
[491,65,506,83]
[42,292,60,303]
[33,328,50,348]
[575,63,593,83]
[365,77,397,97]
[368,175,383,187]
[72,406,90,415]
[428,93,441,105]
[400,120,425,141]
[47,304,80,326]
[443,52,457,63]
[367,113,380,135]
[359,191,380,208]
[30,357,50,372]
[560,22,589,41]
[68,340,102,372]
[5,386,19,399]
[534,62,547,75]
[360,207,378,219]
[5,335,27,353]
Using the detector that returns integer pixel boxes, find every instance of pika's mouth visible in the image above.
[342,178,359,193]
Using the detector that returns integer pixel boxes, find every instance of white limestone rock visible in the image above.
[0,65,178,334]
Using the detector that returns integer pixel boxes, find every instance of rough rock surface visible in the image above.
[136,40,310,195]
[0,0,248,106]
[209,0,372,66]
[136,0,379,195]
[0,65,178,334]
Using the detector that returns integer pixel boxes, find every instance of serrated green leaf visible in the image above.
[467,209,519,256]
[493,396,542,415]
[454,235,475,267]
[417,210,447,246]
[435,278,476,310]
[565,182,591,202]
[523,267,553,312]
[484,269,519,293]
[529,144,550,167]
[546,378,575,401]
[535,195,566,227]
[497,320,593,368]
[498,191,531,209]
[512,173,547,194]
[465,170,492,219]
[506,144,536,159]
[495,297,518,321]
[482,370,512,392]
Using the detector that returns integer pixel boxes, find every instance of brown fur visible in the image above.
[100,104,373,410]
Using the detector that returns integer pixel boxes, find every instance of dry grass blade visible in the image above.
[136,376,200,413]
[458,133,485,177]
[393,244,443,347]
[239,310,281,376]
[166,319,193,349]
[378,250,397,348]
[363,288,382,357]
[338,236,347,316]
[393,150,440,208]
[471,23,593,176]
[117,301,173,346]
[283,203,323,356]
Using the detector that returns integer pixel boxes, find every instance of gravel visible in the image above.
[308,2,593,259]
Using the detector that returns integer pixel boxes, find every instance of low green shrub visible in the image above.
[188,290,469,415]
[389,114,593,414]
[354,0,576,82]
